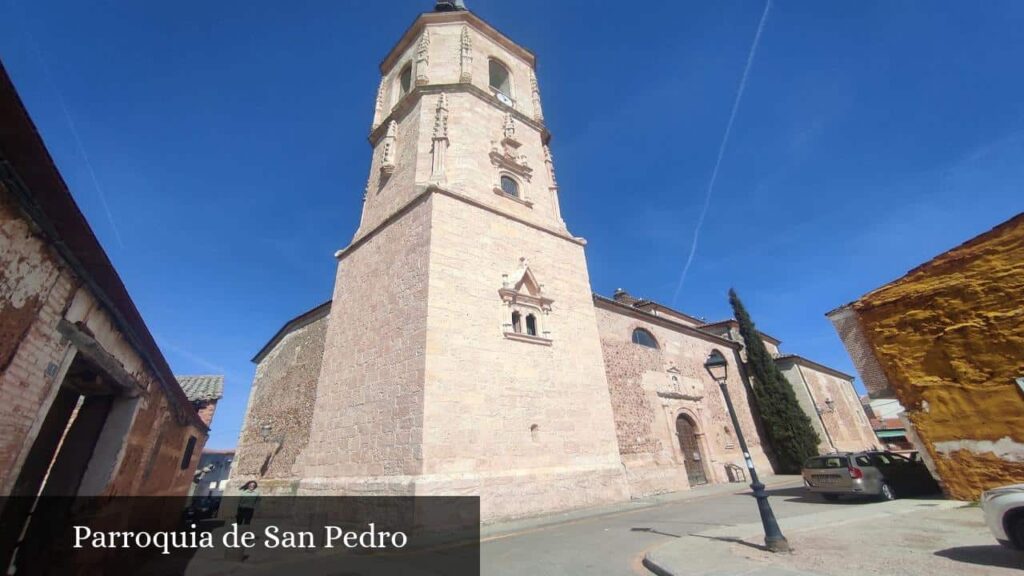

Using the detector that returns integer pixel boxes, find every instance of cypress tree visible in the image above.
[729,288,821,473]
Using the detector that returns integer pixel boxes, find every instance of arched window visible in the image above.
[511,310,522,333]
[399,63,413,98]
[525,314,538,336]
[500,175,519,198]
[489,59,511,97]
[631,328,659,349]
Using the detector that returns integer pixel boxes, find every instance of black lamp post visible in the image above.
[704,349,790,553]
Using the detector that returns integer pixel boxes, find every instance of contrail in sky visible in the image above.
[671,0,772,306]
[13,0,125,248]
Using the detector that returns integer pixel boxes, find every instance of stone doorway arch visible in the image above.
[675,413,708,486]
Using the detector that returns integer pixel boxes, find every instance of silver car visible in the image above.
[802,451,939,501]
[981,483,1024,548]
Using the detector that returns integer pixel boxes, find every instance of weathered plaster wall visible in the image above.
[0,184,76,492]
[847,214,1024,500]
[232,312,327,488]
[595,305,772,497]
[776,362,833,454]
[796,364,876,453]
[0,182,204,497]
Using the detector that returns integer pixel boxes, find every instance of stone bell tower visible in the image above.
[294,3,629,520]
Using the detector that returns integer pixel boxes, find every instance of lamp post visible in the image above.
[704,349,790,553]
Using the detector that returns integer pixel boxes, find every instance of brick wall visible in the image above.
[0,181,205,497]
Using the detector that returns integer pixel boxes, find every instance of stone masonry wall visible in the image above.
[595,305,772,496]
[232,312,328,487]
[420,193,628,520]
[294,197,432,486]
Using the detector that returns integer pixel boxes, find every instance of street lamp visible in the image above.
[704,349,790,553]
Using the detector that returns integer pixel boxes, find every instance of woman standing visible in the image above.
[236,481,260,525]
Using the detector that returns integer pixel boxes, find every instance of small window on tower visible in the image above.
[511,311,522,333]
[500,175,519,198]
[525,314,538,336]
[399,63,413,98]
[489,59,511,97]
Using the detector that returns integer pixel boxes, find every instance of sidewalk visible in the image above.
[179,476,803,576]
[481,474,802,541]
[643,498,1022,576]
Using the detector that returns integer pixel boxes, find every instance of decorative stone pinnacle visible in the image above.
[432,93,449,140]
[415,30,431,85]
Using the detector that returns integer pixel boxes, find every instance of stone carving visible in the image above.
[544,145,565,226]
[380,120,397,176]
[502,112,516,140]
[658,367,705,401]
[499,257,554,341]
[432,93,449,140]
[430,93,449,181]
[459,26,473,83]
[415,30,430,86]
[371,77,386,130]
[543,145,557,187]
[490,112,531,181]
[530,70,544,123]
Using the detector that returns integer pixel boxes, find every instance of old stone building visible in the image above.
[828,213,1024,500]
[232,3,875,521]
[0,59,211,567]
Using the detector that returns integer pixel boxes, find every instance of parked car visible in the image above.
[183,496,221,523]
[802,451,939,501]
[981,483,1024,549]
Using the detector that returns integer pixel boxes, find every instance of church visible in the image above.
[231,2,876,522]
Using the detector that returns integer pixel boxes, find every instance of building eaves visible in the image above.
[697,318,782,345]
[252,299,333,363]
[774,353,856,381]
[0,62,206,432]
[593,293,740,349]
[632,300,706,325]
[381,9,536,75]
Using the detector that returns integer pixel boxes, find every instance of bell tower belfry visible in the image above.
[294,4,629,520]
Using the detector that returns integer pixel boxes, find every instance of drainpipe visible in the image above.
[796,364,837,452]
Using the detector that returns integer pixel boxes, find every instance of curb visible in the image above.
[641,498,965,576]
[641,555,675,576]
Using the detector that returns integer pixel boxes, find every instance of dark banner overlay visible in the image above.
[0,496,480,575]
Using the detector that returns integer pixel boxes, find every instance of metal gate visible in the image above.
[676,415,708,486]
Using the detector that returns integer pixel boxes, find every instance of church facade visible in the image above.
[231,5,875,522]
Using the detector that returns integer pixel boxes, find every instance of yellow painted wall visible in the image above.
[852,213,1024,500]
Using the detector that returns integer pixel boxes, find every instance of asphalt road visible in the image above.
[480,478,854,576]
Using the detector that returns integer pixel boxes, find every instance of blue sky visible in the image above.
[2,0,1022,448]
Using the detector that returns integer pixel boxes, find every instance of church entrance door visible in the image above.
[675,414,708,486]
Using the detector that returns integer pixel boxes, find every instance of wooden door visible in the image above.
[676,415,708,486]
